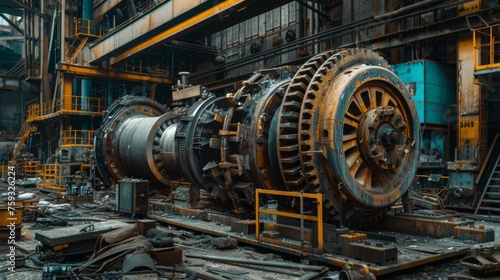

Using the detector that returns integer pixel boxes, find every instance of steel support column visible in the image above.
[447,33,487,195]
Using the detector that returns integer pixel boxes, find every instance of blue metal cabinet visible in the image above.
[393,60,456,125]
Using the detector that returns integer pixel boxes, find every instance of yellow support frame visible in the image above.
[255,189,324,254]
[57,64,172,84]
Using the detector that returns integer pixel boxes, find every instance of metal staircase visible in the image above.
[475,153,500,215]
[67,36,89,63]
[10,123,37,162]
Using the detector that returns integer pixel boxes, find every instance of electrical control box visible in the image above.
[117,178,149,218]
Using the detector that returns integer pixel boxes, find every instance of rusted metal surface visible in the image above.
[376,211,474,238]
[454,225,495,243]
[461,244,500,274]
[150,247,183,266]
[136,219,157,235]
[151,208,471,276]
[340,263,376,280]
[339,232,398,265]
[446,33,487,207]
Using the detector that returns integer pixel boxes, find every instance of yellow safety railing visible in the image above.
[61,130,96,148]
[0,164,8,179]
[27,99,59,122]
[27,97,107,121]
[70,96,107,114]
[255,189,324,254]
[122,60,170,76]
[74,18,106,38]
[80,164,91,175]
[38,164,64,192]
[38,163,90,193]
[473,23,500,71]
[22,161,39,178]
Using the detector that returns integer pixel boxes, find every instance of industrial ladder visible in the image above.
[10,123,37,161]
[67,36,88,63]
[474,153,500,215]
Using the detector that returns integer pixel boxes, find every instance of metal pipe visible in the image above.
[126,0,137,18]
[60,0,65,63]
[184,254,327,272]
[295,1,303,39]
[81,0,93,119]
[374,0,444,21]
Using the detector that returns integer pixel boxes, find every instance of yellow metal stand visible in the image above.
[255,189,324,254]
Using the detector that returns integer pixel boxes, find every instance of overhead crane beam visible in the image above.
[89,0,251,65]
[0,77,39,93]
[56,63,172,84]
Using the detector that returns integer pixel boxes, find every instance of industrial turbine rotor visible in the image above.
[93,49,420,227]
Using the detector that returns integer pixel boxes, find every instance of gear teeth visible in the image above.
[297,49,392,227]
[277,50,335,192]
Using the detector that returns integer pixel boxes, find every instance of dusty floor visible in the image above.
[1,181,500,279]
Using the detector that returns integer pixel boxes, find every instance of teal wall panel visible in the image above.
[393,60,456,125]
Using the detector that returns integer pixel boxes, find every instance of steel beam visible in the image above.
[90,0,247,65]
[56,63,172,84]
[0,77,39,92]
[0,13,23,34]
[93,0,124,21]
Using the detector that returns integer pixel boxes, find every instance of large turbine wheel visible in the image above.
[320,62,419,207]
[272,49,420,227]
[303,49,419,227]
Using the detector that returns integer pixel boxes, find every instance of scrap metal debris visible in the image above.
[461,244,500,275]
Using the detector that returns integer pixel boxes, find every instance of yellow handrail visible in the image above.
[74,18,105,38]
[37,163,90,192]
[255,189,324,254]
[27,96,107,121]
[38,164,64,192]
[61,130,96,147]
[473,23,500,71]
[0,164,8,178]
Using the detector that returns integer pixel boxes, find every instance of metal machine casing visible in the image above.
[118,178,149,217]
